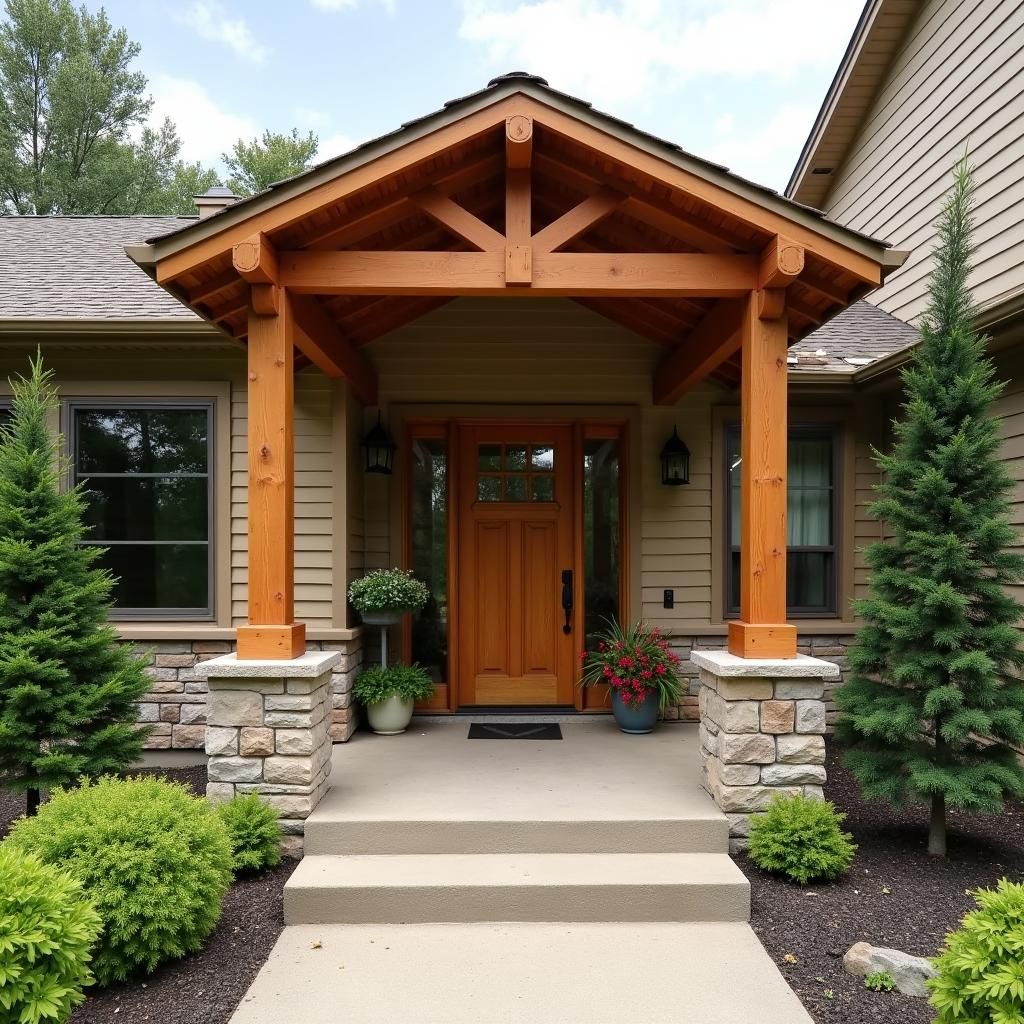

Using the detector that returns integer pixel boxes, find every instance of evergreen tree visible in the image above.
[835,160,1024,856]
[0,357,150,815]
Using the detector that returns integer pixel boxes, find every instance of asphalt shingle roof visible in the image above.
[790,300,918,374]
[0,216,201,321]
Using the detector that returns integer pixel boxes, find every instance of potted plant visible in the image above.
[348,568,429,626]
[580,621,684,734]
[354,663,435,735]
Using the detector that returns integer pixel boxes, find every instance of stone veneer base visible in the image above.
[197,650,342,857]
[692,649,839,853]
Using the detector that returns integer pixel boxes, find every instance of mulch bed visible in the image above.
[746,744,1024,1024]
[2,765,295,1024]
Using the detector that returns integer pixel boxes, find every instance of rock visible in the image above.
[761,762,827,786]
[842,942,937,998]
[718,732,776,764]
[760,700,795,734]
[777,734,826,764]
[795,700,827,734]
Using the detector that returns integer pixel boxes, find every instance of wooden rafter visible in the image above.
[291,296,378,404]
[652,300,744,405]
[411,186,504,251]
[532,186,625,253]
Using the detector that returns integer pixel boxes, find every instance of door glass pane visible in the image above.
[411,438,448,684]
[583,438,620,648]
[504,475,527,501]
[505,445,528,471]
[478,445,501,471]
[478,475,501,501]
[531,446,555,470]
[531,476,554,501]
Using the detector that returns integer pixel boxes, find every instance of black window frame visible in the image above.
[66,398,216,621]
[724,421,842,619]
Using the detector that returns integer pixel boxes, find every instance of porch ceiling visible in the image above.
[129,75,906,402]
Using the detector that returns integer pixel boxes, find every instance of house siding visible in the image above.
[820,0,1024,323]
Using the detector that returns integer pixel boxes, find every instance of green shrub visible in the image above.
[348,568,429,614]
[7,776,233,986]
[748,793,857,885]
[354,663,435,705]
[929,877,1024,1023]
[864,971,896,993]
[0,845,102,1024]
[216,794,282,874]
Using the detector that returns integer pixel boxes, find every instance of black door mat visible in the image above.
[468,723,563,740]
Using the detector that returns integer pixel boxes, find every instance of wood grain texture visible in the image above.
[412,186,505,252]
[532,186,626,253]
[291,294,378,405]
[653,300,743,405]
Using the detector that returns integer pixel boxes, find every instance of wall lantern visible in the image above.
[660,426,690,486]
[362,413,396,475]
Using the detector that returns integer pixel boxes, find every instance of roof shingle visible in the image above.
[789,299,918,373]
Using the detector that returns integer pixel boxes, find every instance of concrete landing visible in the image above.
[229,922,813,1024]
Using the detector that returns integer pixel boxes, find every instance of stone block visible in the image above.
[171,724,205,748]
[795,700,827,734]
[803,785,825,801]
[265,694,315,712]
[776,734,826,765]
[709,758,761,786]
[276,728,316,755]
[152,641,191,654]
[329,719,358,743]
[135,703,159,723]
[154,654,197,668]
[240,727,275,756]
[206,726,239,756]
[718,732,775,764]
[717,679,774,700]
[698,722,719,757]
[264,710,315,728]
[761,763,827,786]
[263,756,314,786]
[146,678,184,693]
[193,641,232,654]
[208,756,263,783]
[714,783,800,813]
[144,733,172,750]
[263,794,314,819]
[705,691,759,733]
[760,700,795,734]
[180,703,206,725]
[185,681,209,694]
[725,813,752,838]
[773,680,825,700]
[160,704,180,723]
[206,782,235,805]
[206,689,264,727]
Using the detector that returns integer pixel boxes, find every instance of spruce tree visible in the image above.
[835,160,1024,856]
[0,357,151,814]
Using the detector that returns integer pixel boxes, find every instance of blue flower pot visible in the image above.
[611,687,659,734]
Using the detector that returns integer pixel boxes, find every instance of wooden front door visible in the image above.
[457,424,576,706]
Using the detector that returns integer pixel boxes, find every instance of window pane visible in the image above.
[504,475,527,501]
[584,439,620,647]
[410,438,447,684]
[81,477,208,541]
[478,444,501,471]
[88,543,208,610]
[0,404,11,430]
[788,552,832,611]
[505,445,528,471]
[76,408,208,474]
[531,446,554,470]
[531,476,554,501]
[788,436,833,546]
[727,429,741,547]
[478,475,500,501]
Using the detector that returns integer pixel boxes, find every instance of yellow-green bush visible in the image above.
[216,794,282,874]
[0,845,102,1024]
[7,776,232,986]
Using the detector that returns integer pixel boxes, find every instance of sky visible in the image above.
[95,0,865,193]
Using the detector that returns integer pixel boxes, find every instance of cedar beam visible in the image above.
[505,166,532,286]
[652,300,744,405]
[278,250,758,297]
[506,114,533,168]
[233,232,279,285]
[532,186,626,253]
[190,267,241,306]
[411,186,505,252]
[759,236,804,290]
[291,294,378,405]
[727,289,796,659]
[236,287,305,660]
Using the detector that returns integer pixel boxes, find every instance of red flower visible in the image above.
[655,664,666,676]
[642,669,652,679]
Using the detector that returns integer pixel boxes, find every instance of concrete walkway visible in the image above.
[230,921,813,1024]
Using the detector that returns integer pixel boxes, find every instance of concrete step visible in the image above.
[284,852,750,925]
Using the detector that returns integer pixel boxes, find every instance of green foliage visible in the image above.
[0,845,102,1024]
[223,129,319,197]
[747,794,857,885]
[0,0,215,213]
[216,794,282,874]
[580,620,683,711]
[7,776,233,986]
[354,663,435,705]
[864,971,896,993]
[348,568,430,615]
[835,160,1024,854]
[0,358,151,812]
[929,878,1024,1023]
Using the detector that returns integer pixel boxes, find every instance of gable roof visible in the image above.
[0,216,203,324]
[790,299,917,374]
[786,1,920,207]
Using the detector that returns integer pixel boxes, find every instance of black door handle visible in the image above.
[561,569,573,635]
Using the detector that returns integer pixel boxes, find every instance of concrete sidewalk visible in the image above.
[230,921,813,1024]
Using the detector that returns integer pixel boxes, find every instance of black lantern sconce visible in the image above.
[361,413,396,475]
[660,426,690,486]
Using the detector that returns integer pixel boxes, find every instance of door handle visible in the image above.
[561,569,573,635]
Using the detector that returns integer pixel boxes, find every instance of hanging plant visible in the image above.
[348,568,429,615]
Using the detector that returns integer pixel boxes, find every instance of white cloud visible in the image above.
[319,132,358,160]
[177,2,268,63]
[149,74,258,165]
[704,103,815,191]
[295,106,331,130]
[458,0,861,105]
[311,0,396,13]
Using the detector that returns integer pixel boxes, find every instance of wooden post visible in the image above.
[727,289,797,659]
[236,286,306,659]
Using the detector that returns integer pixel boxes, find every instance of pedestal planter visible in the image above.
[611,688,660,734]
[360,611,404,627]
[366,695,415,735]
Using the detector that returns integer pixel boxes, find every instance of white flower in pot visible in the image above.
[348,568,430,626]
[354,664,436,735]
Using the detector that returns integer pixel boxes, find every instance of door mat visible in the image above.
[468,723,563,740]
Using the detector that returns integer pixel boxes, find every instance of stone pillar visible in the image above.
[196,650,341,857]
[322,636,363,742]
[692,650,838,852]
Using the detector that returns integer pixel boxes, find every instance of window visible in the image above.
[477,443,555,502]
[726,424,839,617]
[583,435,622,648]
[69,402,214,618]
[0,400,10,429]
